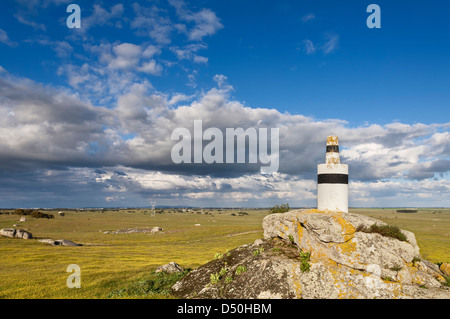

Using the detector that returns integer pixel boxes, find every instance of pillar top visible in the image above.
[326,135,339,146]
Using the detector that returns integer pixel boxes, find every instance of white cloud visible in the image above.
[2,70,450,207]
[301,33,340,55]
[108,43,142,70]
[322,33,339,54]
[301,13,315,23]
[0,29,18,47]
[82,4,124,32]
[303,39,316,55]
[193,55,208,64]
[169,0,223,41]
[138,60,163,75]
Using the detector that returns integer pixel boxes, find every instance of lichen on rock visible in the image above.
[172,209,450,299]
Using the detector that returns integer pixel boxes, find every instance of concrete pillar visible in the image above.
[317,136,348,212]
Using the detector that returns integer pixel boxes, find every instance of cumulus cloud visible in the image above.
[81,3,124,32]
[2,66,450,206]
[169,0,224,41]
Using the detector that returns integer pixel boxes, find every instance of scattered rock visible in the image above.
[103,227,162,234]
[38,239,81,246]
[55,239,81,246]
[0,228,17,238]
[19,216,27,222]
[15,229,33,239]
[156,262,184,274]
[172,209,450,299]
[195,224,201,226]
[253,239,264,246]
[151,226,163,233]
[0,228,32,239]
[38,239,57,245]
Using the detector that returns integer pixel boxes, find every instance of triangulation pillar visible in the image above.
[317,136,348,213]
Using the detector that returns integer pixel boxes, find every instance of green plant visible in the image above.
[356,224,407,242]
[270,203,290,214]
[214,253,223,260]
[299,250,311,273]
[225,275,233,284]
[210,272,221,285]
[107,270,190,298]
[235,265,247,276]
[288,234,295,245]
[219,266,228,277]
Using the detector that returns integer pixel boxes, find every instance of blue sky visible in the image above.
[1,0,450,208]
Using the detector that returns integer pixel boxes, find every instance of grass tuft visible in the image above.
[356,224,408,242]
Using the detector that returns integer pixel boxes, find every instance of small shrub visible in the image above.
[225,275,233,284]
[210,272,221,285]
[252,247,264,257]
[219,266,228,277]
[30,211,54,219]
[299,250,311,273]
[288,234,295,245]
[14,209,33,216]
[235,265,247,276]
[356,224,407,242]
[106,270,190,298]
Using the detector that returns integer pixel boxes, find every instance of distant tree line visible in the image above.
[13,209,54,219]
[396,209,418,214]
[270,203,290,214]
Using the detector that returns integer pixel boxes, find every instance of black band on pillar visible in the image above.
[317,174,348,184]
[326,145,339,153]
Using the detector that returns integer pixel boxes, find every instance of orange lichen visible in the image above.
[337,239,357,256]
[331,212,356,241]
[291,264,302,298]
[327,136,338,145]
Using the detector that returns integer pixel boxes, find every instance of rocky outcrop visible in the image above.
[172,209,450,299]
[156,262,184,274]
[0,228,33,239]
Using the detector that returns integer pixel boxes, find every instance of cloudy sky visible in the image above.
[1,0,450,208]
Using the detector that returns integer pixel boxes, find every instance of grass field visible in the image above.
[0,207,449,299]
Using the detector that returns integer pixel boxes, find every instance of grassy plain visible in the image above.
[0,207,449,298]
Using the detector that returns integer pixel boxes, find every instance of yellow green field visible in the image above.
[0,208,449,299]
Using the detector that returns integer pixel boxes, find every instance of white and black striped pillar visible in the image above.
[317,136,348,212]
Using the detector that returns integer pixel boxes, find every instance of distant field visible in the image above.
[0,207,448,299]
